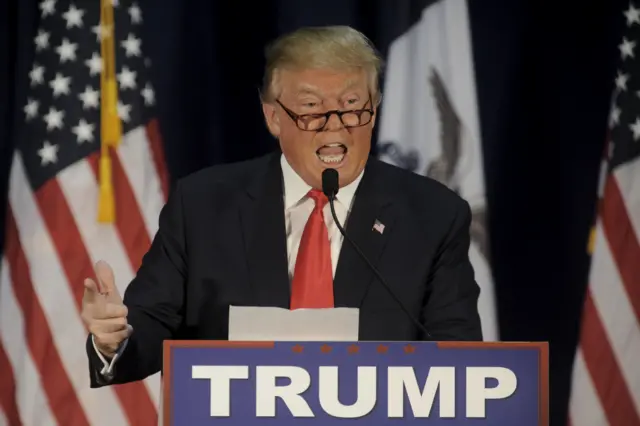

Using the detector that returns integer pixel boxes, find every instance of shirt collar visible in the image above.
[281,154,364,210]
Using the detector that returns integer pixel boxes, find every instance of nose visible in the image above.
[324,112,345,131]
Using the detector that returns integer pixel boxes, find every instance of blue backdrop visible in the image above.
[0,0,625,424]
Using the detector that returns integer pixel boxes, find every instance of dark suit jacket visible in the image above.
[87,151,482,387]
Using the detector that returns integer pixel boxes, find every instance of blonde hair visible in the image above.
[261,25,383,105]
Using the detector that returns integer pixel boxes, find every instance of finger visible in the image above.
[92,302,127,320]
[89,317,129,334]
[103,303,128,319]
[94,328,131,347]
[94,260,121,303]
[82,278,100,304]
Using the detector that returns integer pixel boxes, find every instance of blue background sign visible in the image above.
[163,341,547,425]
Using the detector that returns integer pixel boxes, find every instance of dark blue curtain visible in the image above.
[0,0,625,424]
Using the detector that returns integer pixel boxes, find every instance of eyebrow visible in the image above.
[295,80,365,98]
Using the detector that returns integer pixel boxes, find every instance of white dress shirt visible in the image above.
[94,154,364,376]
[281,154,363,278]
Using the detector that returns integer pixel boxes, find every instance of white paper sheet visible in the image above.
[228,306,360,341]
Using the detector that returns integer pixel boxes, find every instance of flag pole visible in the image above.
[98,0,121,223]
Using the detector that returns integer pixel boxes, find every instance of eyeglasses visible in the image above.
[276,98,374,132]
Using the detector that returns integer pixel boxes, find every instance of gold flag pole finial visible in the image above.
[98,0,121,223]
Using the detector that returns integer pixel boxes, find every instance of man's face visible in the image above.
[262,68,376,189]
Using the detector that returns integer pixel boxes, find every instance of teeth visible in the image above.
[318,153,345,163]
[325,143,344,147]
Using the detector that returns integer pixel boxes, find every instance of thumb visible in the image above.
[94,260,121,303]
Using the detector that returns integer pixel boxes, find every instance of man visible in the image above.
[82,25,482,387]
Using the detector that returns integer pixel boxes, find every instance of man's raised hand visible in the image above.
[81,260,132,358]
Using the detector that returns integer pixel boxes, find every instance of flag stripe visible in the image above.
[0,259,56,426]
[0,340,22,426]
[114,128,165,407]
[613,156,640,235]
[580,290,640,426]
[57,153,138,297]
[57,153,160,424]
[88,145,160,423]
[601,176,640,324]
[7,154,128,426]
[34,176,94,313]
[117,126,165,238]
[3,208,88,426]
[568,349,608,426]
[0,407,9,426]
[146,118,170,201]
[589,222,640,411]
[35,166,152,424]
[88,148,151,271]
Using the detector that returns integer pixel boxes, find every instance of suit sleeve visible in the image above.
[87,180,188,387]
[421,198,483,341]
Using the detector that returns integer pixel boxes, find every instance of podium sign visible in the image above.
[162,341,548,425]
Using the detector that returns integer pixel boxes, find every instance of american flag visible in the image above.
[0,0,168,424]
[372,219,385,234]
[568,2,640,425]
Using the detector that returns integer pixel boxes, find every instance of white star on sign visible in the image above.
[49,73,71,97]
[38,141,59,165]
[24,99,39,121]
[630,116,640,140]
[121,33,142,57]
[34,30,50,51]
[56,38,78,63]
[43,107,64,131]
[78,86,100,109]
[142,83,155,106]
[85,52,102,76]
[117,66,137,90]
[619,37,636,59]
[129,3,142,23]
[39,0,56,17]
[29,64,45,86]
[62,4,84,29]
[616,71,629,91]
[624,3,640,26]
[72,119,95,144]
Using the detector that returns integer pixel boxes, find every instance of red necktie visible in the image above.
[290,189,334,309]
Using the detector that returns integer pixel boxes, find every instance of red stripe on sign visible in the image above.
[88,149,151,272]
[601,176,640,324]
[4,208,89,426]
[146,118,170,201]
[0,341,22,425]
[580,290,640,426]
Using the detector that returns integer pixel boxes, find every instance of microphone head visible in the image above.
[322,168,339,199]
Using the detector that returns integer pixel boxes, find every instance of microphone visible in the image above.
[321,168,432,339]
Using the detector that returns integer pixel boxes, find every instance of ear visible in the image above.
[262,102,281,137]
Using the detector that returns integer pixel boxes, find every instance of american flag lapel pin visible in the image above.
[373,219,385,234]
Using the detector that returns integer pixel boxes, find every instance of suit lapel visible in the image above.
[239,154,291,308]
[333,160,396,308]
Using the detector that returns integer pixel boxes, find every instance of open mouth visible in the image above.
[316,143,347,165]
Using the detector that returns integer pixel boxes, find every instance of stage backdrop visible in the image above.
[0,0,623,424]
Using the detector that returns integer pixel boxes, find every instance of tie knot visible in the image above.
[308,189,328,209]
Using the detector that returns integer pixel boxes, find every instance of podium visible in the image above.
[162,340,548,425]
